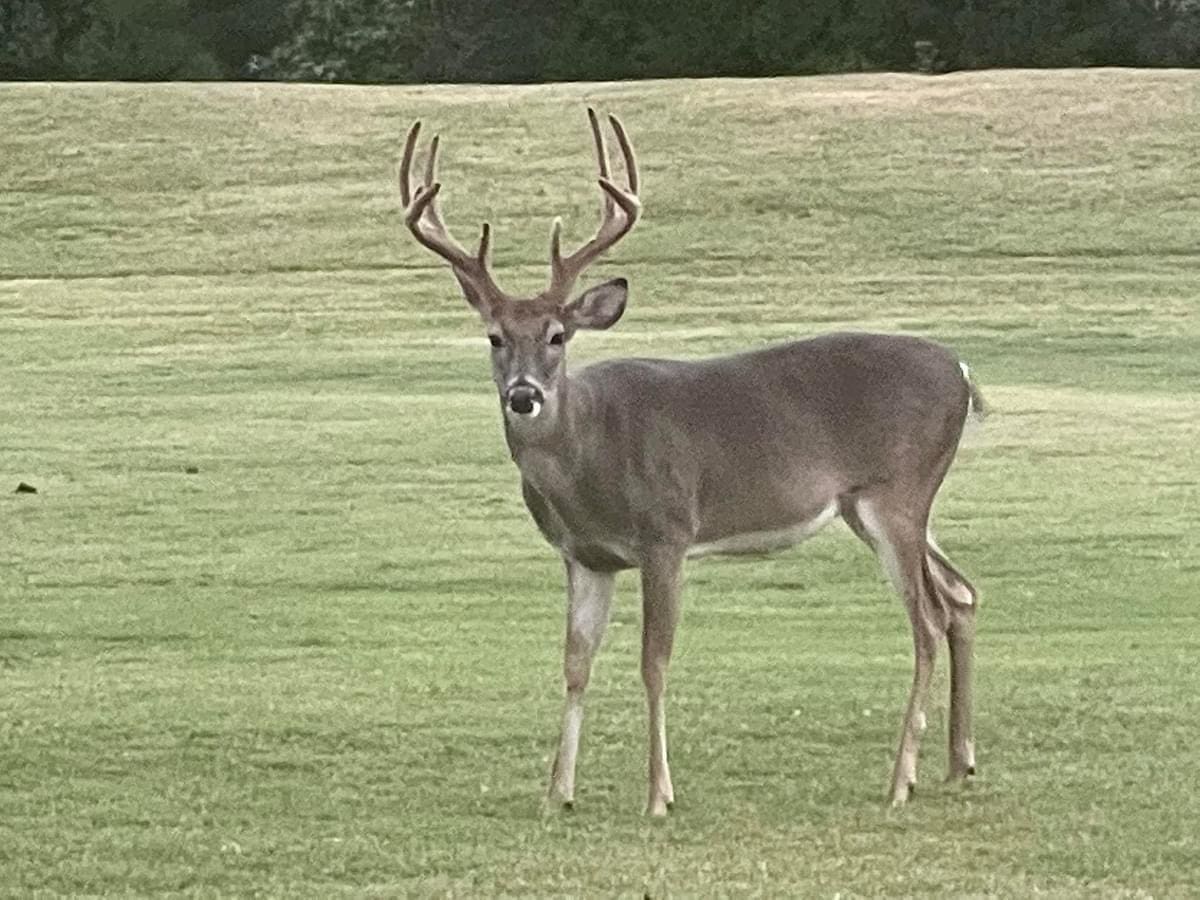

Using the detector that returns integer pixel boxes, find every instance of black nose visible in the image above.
[507,384,544,414]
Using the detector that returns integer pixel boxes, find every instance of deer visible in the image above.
[397,109,983,815]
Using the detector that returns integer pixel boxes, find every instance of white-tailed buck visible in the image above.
[398,110,982,814]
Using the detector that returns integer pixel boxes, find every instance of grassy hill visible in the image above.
[2,71,1198,895]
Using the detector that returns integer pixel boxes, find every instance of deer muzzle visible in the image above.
[506,381,545,418]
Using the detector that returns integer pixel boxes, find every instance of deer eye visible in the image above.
[488,334,504,349]
[548,332,565,346]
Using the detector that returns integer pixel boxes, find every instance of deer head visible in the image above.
[398,109,641,426]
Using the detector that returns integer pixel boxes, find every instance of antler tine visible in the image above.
[415,132,457,239]
[547,109,642,301]
[587,108,611,178]
[549,217,563,263]
[608,113,639,194]
[424,133,439,188]
[399,121,422,207]
[398,122,504,302]
[587,107,614,216]
[478,222,491,264]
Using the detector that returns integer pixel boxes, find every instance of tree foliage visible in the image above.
[1,0,94,78]
[3,0,1199,82]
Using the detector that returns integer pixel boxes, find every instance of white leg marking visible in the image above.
[550,563,614,806]
[855,499,905,594]
[555,697,584,800]
[646,693,672,816]
[926,529,946,559]
[927,530,976,607]
[568,565,612,641]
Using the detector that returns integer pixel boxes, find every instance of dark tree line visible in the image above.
[4,0,1200,82]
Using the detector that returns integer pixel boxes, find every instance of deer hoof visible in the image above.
[542,787,575,815]
[889,781,915,807]
[946,761,977,783]
[646,797,671,817]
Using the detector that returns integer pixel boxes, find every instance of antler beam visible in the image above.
[399,121,506,304]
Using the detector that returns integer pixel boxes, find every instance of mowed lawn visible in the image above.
[1,70,1198,896]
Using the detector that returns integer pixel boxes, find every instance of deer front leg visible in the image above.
[640,548,684,816]
[547,559,614,809]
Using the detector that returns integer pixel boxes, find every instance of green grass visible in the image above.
[2,70,1198,896]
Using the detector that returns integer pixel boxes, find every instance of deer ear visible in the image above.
[564,278,627,331]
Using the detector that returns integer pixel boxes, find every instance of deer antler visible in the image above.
[546,108,641,302]
[399,112,640,306]
[399,121,508,306]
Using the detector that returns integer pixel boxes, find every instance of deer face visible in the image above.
[479,279,628,422]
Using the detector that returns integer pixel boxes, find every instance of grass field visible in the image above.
[2,69,1198,896]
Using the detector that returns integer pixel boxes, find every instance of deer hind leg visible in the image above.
[640,548,684,816]
[928,534,978,781]
[548,559,614,809]
[843,495,948,806]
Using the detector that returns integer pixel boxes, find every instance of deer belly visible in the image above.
[687,501,839,559]
[566,540,637,572]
